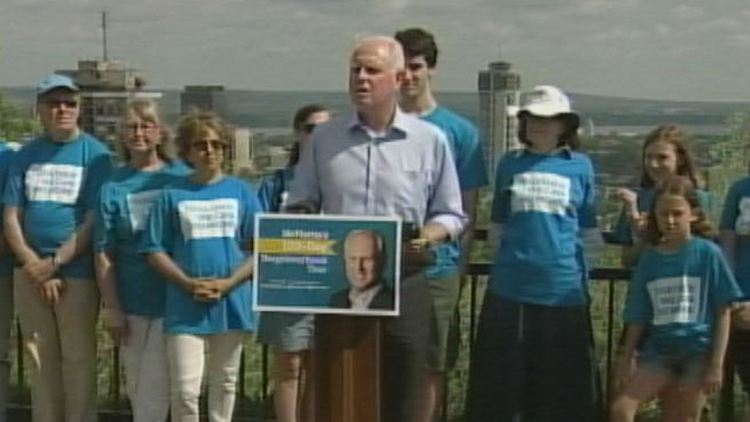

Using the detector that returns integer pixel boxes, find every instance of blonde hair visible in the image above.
[116,99,175,163]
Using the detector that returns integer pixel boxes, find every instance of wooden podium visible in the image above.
[312,314,385,422]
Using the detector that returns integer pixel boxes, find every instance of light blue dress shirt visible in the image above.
[288,107,466,237]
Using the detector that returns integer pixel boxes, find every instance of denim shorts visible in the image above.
[638,352,708,385]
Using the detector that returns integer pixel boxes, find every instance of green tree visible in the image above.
[0,91,39,142]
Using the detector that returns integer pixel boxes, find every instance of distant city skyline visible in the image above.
[2,0,749,101]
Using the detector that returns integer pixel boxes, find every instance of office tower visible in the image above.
[56,60,162,148]
[180,85,228,118]
[231,127,256,176]
[478,61,521,173]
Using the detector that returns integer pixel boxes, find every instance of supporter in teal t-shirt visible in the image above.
[96,161,190,317]
[94,100,190,422]
[624,237,742,356]
[4,132,112,278]
[2,74,111,422]
[0,140,16,422]
[608,124,707,268]
[395,29,489,419]
[139,110,260,421]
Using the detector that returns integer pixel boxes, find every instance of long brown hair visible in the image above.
[643,175,714,245]
[639,124,700,188]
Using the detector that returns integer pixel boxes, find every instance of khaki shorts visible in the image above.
[426,273,461,371]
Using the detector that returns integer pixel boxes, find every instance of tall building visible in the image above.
[478,61,521,173]
[180,85,228,118]
[231,127,256,176]
[56,60,162,148]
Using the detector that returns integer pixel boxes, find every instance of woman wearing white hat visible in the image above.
[466,85,603,421]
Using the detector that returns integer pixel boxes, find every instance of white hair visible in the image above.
[344,229,386,257]
[351,35,405,71]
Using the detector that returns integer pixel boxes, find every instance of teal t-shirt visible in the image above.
[140,176,261,335]
[719,176,750,294]
[490,149,597,306]
[95,161,191,317]
[610,187,712,246]
[0,143,15,277]
[624,237,743,357]
[2,133,112,279]
[420,106,488,278]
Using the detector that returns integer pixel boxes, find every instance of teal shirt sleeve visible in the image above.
[140,191,174,254]
[623,256,653,324]
[719,181,742,231]
[83,151,114,211]
[257,177,276,213]
[240,184,261,242]
[490,156,511,224]
[709,243,745,304]
[94,182,117,252]
[2,149,26,208]
[610,208,633,245]
[454,125,489,191]
[578,158,597,229]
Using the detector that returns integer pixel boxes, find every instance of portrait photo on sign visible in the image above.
[253,214,401,316]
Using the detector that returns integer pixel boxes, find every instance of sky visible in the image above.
[1,0,749,101]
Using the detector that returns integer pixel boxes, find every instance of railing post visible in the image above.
[112,345,121,404]
[238,349,247,405]
[718,338,736,422]
[606,278,615,411]
[261,344,269,418]
[469,272,478,355]
[15,319,24,402]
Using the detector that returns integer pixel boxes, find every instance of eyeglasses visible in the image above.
[302,123,317,134]
[42,99,78,109]
[190,140,228,152]
[127,122,159,133]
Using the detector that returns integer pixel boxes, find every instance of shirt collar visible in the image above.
[347,107,409,139]
[348,283,383,310]
[521,146,573,159]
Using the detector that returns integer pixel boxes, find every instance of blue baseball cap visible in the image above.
[36,74,79,96]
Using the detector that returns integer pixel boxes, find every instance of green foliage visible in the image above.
[0,91,39,142]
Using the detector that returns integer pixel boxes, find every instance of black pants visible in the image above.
[466,294,603,422]
[731,328,750,394]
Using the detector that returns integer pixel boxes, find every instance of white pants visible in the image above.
[121,315,170,422]
[167,332,246,422]
[14,272,99,422]
[0,275,12,422]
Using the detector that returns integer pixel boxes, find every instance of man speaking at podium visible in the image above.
[288,35,466,421]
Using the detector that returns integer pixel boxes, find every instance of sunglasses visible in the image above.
[302,123,317,134]
[190,140,228,152]
[43,99,78,109]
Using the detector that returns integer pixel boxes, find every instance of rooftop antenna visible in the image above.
[101,11,108,61]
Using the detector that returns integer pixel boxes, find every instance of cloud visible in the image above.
[1,0,749,100]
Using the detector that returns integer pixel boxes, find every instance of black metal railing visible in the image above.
[5,242,743,421]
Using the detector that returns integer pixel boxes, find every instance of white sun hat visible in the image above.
[518,85,580,128]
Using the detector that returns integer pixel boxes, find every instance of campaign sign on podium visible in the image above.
[253,214,401,316]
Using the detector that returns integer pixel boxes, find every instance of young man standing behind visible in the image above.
[395,28,489,422]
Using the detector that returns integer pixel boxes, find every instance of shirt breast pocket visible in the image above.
[398,158,431,203]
